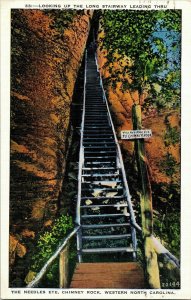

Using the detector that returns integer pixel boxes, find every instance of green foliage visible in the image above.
[100,10,181,107]
[164,126,179,147]
[44,10,82,33]
[160,153,178,177]
[154,211,180,258]
[152,182,180,258]
[31,215,73,277]
[167,213,180,250]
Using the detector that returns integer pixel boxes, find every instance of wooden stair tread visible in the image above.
[70,263,145,288]
[74,262,142,271]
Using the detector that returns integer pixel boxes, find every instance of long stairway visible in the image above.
[72,49,142,288]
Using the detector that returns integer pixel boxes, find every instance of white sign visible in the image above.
[121,129,152,139]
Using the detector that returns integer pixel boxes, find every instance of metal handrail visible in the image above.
[151,235,180,268]
[75,50,88,262]
[26,226,80,288]
[76,50,87,226]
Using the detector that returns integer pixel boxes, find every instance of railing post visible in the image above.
[131,226,137,260]
[59,245,69,288]
[132,104,161,288]
[77,227,82,263]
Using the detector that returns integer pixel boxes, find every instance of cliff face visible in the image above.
[10,9,91,271]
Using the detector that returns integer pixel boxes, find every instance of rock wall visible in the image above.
[10,9,91,271]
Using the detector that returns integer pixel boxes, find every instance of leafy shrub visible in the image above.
[30,215,74,287]
[154,211,180,257]
[44,10,82,33]
[164,126,179,147]
[160,153,178,177]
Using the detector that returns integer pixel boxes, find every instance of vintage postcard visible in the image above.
[1,0,191,299]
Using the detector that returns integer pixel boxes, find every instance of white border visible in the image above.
[1,0,191,299]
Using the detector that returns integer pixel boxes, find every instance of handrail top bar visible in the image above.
[131,221,180,269]
[76,49,88,225]
[27,226,80,288]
